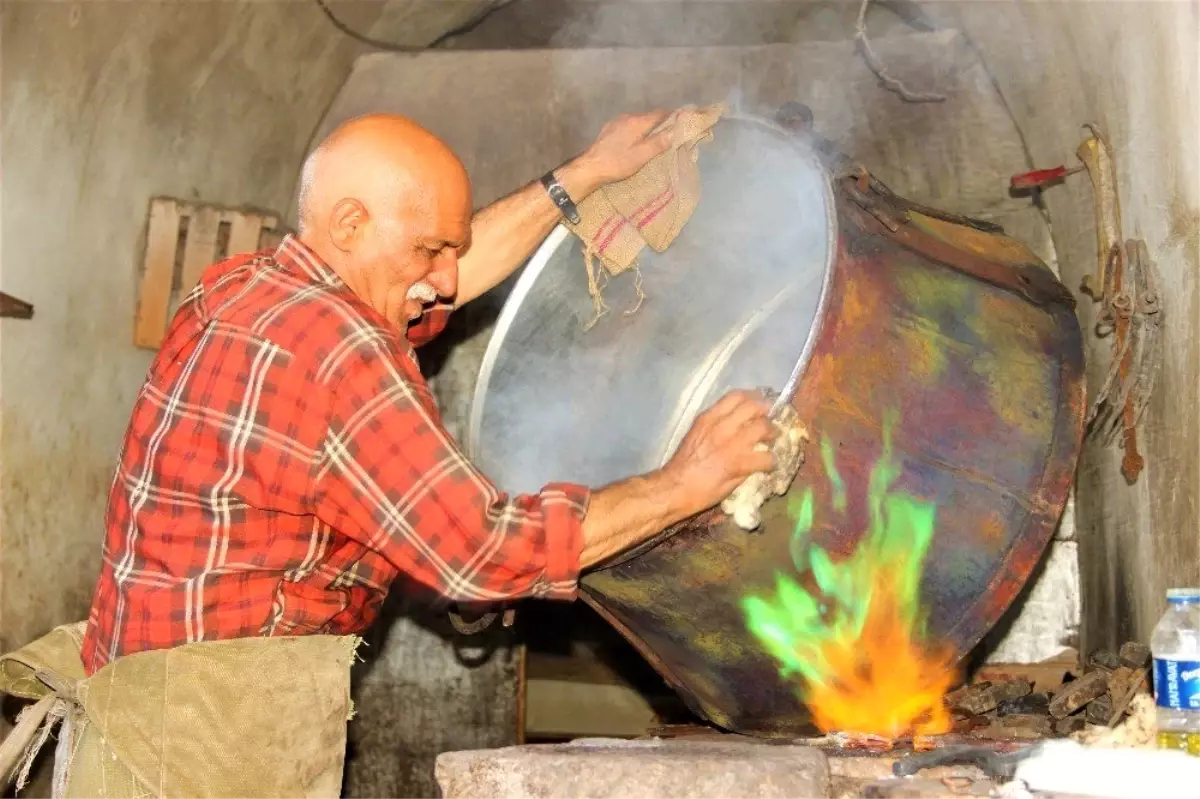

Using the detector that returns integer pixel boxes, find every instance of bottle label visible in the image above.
[1154,658,1200,710]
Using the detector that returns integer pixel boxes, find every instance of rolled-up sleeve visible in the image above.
[315,342,588,602]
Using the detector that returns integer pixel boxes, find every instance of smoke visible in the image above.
[471,117,834,496]
[455,1,1010,496]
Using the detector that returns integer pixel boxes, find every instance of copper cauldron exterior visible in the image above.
[469,114,1085,736]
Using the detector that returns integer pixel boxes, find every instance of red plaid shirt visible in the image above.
[81,236,588,674]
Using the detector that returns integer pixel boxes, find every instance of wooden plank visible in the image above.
[134,198,182,349]
[226,212,266,257]
[179,206,221,296]
[259,223,285,252]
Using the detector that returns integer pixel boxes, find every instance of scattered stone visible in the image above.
[998,714,1054,736]
[949,680,1031,716]
[1071,693,1157,749]
[951,714,990,734]
[971,725,1045,741]
[1055,716,1086,735]
[1049,670,1108,718]
[1086,695,1115,725]
[974,649,1078,694]
[1087,649,1122,672]
[1118,642,1151,669]
[862,777,994,798]
[1106,666,1148,705]
[949,682,997,715]
[994,679,1033,702]
[996,692,1050,717]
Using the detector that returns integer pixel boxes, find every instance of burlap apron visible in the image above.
[0,623,359,798]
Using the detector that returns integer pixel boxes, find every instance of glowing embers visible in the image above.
[741,413,958,740]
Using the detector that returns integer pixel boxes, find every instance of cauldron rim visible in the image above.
[465,112,840,470]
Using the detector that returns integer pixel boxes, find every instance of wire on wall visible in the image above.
[312,0,514,51]
[855,0,947,103]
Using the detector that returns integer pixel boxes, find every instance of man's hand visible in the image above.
[453,108,684,308]
[558,109,679,200]
[661,390,779,517]
[577,389,778,567]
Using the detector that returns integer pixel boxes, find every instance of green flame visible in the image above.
[741,413,939,690]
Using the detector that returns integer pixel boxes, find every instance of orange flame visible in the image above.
[742,415,959,742]
[804,576,957,739]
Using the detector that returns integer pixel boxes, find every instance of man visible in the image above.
[0,110,776,797]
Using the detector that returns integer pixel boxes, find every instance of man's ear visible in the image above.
[328,198,369,253]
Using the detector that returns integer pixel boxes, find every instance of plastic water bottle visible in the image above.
[1151,587,1200,756]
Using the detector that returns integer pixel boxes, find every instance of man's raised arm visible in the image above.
[454,109,679,308]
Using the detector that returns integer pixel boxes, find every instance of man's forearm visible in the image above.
[578,469,693,569]
[454,159,601,308]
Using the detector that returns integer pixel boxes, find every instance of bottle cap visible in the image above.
[1166,588,1200,604]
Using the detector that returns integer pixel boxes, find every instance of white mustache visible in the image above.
[406,282,438,303]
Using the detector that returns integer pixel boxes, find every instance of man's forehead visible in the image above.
[422,211,471,248]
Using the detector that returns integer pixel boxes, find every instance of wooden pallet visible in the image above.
[134,197,285,350]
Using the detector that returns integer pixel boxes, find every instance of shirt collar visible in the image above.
[273,234,344,288]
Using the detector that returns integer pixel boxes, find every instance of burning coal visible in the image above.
[741,413,958,740]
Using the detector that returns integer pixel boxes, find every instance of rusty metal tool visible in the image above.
[1077,123,1123,303]
[1074,124,1163,484]
[1084,238,1164,483]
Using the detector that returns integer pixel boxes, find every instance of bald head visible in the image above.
[297,114,472,327]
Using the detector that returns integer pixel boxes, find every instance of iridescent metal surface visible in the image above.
[468,116,1085,737]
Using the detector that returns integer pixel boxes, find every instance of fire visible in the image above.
[741,413,958,740]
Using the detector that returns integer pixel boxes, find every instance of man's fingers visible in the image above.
[642,124,675,151]
[708,390,747,417]
[741,419,778,446]
[634,108,675,136]
[741,449,777,476]
[723,397,773,430]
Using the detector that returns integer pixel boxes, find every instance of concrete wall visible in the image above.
[0,2,513,796]
[0,0,502,656]
[932,0,1200,655]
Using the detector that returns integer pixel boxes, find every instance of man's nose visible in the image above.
[428,253,459,300]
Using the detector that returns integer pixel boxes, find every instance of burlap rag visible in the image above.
[566,103,726,328]
[0,623,358,798]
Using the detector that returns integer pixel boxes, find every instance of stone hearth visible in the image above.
[433,736,1004,799]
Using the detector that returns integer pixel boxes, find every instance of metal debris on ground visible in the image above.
[1048,670,1109,719]
[1117,641,1150,668]
[948,680,1032,716]
[1071,693,1157,749]
[893,742,1041,780]
[943,642,1152,745]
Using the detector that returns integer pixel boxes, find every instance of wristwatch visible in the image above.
[540,171,581,225]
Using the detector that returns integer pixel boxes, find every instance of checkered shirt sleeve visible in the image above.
[316,333,588,602]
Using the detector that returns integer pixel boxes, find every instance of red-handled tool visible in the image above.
[1010,164,1085,191]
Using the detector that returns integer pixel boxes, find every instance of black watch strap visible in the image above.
[540,171,581,225]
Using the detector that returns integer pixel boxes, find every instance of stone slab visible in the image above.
[435,738,831,798]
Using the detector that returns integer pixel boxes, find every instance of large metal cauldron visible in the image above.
[467,115,1085,736]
